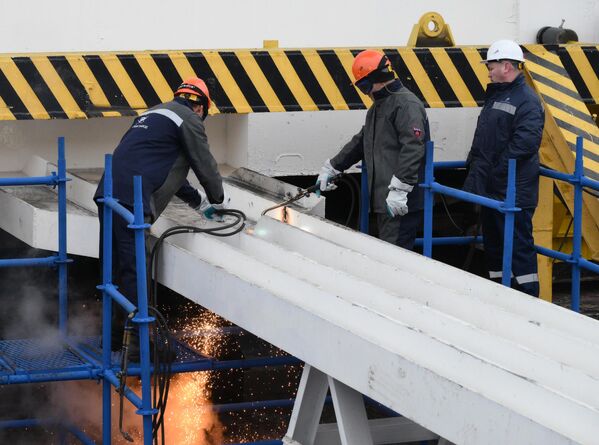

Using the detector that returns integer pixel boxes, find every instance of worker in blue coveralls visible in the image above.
[94,77,228,351]
[316,50,428,250]
[463,40,545,297]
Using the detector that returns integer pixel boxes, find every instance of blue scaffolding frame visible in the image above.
[0,136,70,332]
[96,153,156,444]
[358,136,599,311]
[0,138,302,444]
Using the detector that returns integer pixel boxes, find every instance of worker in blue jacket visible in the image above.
[95,77,228,351]
[463,40,545,296]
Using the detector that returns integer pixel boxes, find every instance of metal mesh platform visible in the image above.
[0,338,91,378]
[75,335,212,365]
[0,334,216,384]
[0,334,295,384]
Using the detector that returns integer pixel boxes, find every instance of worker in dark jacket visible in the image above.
[316,50,428,250]
[95,77,227,350]
[463,40,545,296]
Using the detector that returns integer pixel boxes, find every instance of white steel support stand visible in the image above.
[284,364,373,445]
[284,365,329,445]
[327,376,374,445]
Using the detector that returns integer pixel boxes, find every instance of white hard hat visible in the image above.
[482,40,525,63]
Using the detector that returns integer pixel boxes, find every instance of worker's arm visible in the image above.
[393,99,426,186]
[175,180,203,208]
[179,114,224,204]
[330,127,365,171]
[508,98,544,160]
[462,116,488,196]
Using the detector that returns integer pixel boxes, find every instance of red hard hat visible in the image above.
[352,50,391,82]
[174,77,211,109]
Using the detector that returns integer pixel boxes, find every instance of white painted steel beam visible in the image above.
[0,156,98,257]
[0,188,97,258]
[4,161,599,444]
[152,205,599,444]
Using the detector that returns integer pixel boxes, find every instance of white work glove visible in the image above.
[194,188,230,219]
[386,175,413,217]
[315,159,341,196]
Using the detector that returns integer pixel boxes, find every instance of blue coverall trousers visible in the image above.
[481,207,539,297]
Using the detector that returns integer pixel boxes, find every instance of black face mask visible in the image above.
[198,97,209,120]
[354,60,395,95]
[355,77,374,95]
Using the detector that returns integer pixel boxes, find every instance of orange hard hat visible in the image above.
[174,77,211,109]
[352,50,391,82]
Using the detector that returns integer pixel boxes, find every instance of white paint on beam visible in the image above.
[156,229,596,444]
[232,223,599,409]
[3,163,599,443]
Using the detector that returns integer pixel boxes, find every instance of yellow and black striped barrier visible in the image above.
[558,44,599,105]
[523,45,599,182]
[0,45,596,180]
[0,47,492,120]
[1,45,597,117]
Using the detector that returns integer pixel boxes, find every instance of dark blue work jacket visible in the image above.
[94,97,223,219]
[463,74,544,209]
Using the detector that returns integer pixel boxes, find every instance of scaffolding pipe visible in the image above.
[536,246,571,263]
[422,140,519,290]
[102,369,144,409]
[213,398,297,413]
[571,136,584,312]
[131,175,155,445]
[1,370,100,385]
[101,153,113,445]
[212,356,301,370]
[103,197,135,225]
[540,167,575,182]
[581,176,599,190]
[211,395,398,417]
[434,160,467,169]
[65,424,97,445]
[432,182,509,211]
[501,159,518,287]
[57,136,69,335]
[423,141,435,257]
[420,135,598,311]
[99,283,137,314]
[0,256,59,268]
[0,175,59,186]
[98,156,156,444]
[0,419,96,445]
[415,235,482,246]
[120,355,302,375]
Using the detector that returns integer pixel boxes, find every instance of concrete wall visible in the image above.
[0,0,597,175]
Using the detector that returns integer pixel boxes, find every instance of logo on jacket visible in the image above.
[413,127,423,138]
[132,115,149,129]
